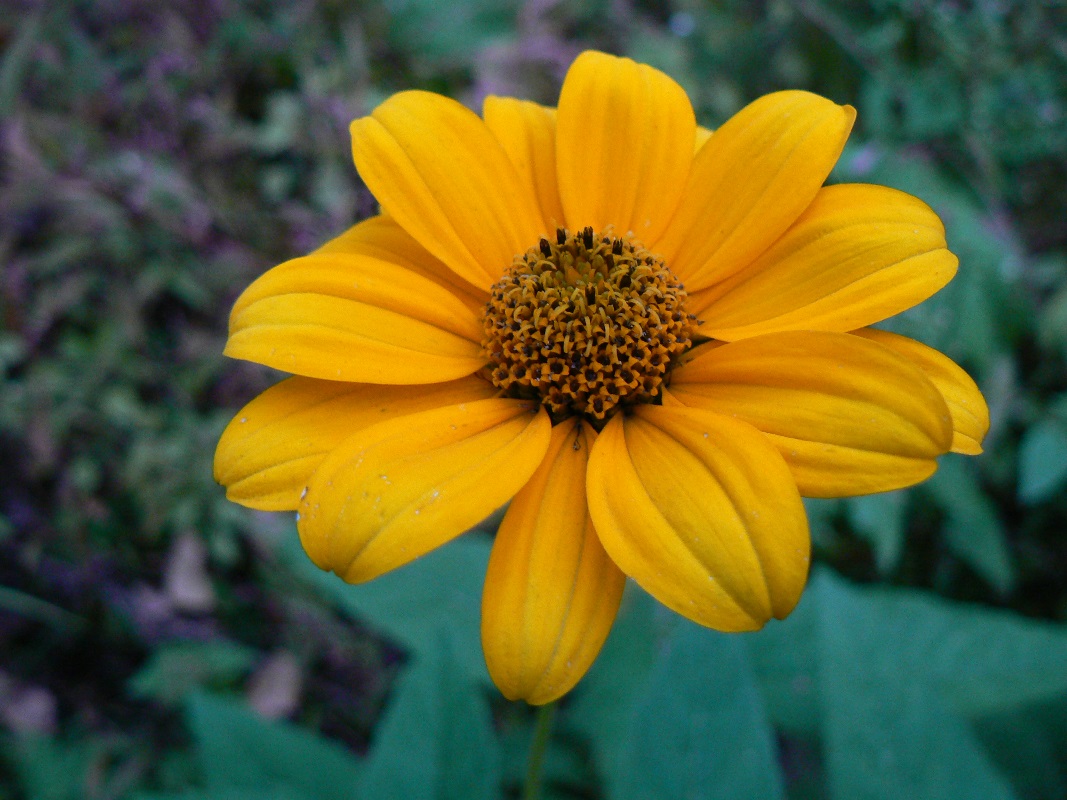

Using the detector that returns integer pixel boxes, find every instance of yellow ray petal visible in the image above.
[670,331,954,497]
[694,125,713,153]
[213,375,498,511]
[688,184,958,338]
[298,399,551,582]
[483,97,566,232]
[314,214,487,311]
[225,253,487,383]
[482,418,625,705]
[654,91,855,290]
[556,51,696,243]
[350,91,547,290]
[854,328,989,455]
[587,407,810,630]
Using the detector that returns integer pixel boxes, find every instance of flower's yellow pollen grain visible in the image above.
[482,226,696,424]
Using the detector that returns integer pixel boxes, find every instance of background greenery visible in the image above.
[2,0,1066,797]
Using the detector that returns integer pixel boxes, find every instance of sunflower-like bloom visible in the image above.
[215,51,988,704]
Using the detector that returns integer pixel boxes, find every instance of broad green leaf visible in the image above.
[282,534,491,684]
[927,456,1015,593]
[974,699,1067,800]
[569,586,660,778]
[383,0,517,59]
[186,692,361,799]
[751,571,1067,740]
[358,638,500,800]
[857,587,1067,718]
[134,791,303,800]
[745,590,821,737]
[614,622,785,800]
[814,573,1018,800]
[7,735,96,800]
[1017,416,1067,504]
[129,640,257,705]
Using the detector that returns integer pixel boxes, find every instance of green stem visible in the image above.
[523,701,557,800]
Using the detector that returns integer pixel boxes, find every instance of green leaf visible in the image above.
[1037,279,1067,354]
[129,640,257,705]
[927,456,1015,593]
[7,735,96,800]
[568,587,660,778]
[844,492,907,573]
[857,586,1067,718]
[750,570,1067,761]
[186,692,361,799]
[282,534,491,684]
[358,638,500,800]
[613,622,785,800]
[1017,416,1067,504]
[746,590,821,737]
[974,699,1067,800]
[814,572,1018,800]
[384,0,517,60]
[133,791,303,800]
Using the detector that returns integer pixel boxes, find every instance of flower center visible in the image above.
[482,226,695,424]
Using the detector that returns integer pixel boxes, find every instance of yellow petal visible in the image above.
[213,375,498,511]
[482,418,625,705]
[670,331,954,497]
[298,399,551,582]
[655,91,855,290]
[350,91,547,290]
[483,97,566,231]
[586,407,810,631]
[314,214,487,311]
[854,328,989,455]
[689,184,958,338]
[556,51,696,243]
[225,253,486,383]
[694,125,713,153]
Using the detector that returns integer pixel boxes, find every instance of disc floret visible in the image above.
[482,226,695,423]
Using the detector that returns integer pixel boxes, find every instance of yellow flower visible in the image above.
[214,51,988,704]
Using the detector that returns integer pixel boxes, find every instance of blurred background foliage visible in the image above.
[1,0,1066,797]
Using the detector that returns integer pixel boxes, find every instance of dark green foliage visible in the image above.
[2,0,1066,798]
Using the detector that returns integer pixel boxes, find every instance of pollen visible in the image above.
[482,226,696,423]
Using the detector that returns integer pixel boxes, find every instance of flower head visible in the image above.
[215,51,988,704]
